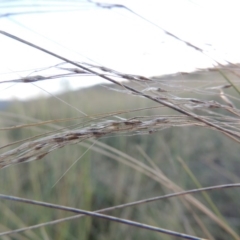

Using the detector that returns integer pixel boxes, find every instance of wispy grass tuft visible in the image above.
[1,3,240,239]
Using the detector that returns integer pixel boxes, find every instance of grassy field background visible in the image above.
[0,68,240,240]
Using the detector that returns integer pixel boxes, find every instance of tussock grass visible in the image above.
[1,3,240,239]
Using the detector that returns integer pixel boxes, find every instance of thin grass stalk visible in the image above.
[1,183,240,238]
[1,31,240,141]
[177,157,225,220]
[0,194,207,240]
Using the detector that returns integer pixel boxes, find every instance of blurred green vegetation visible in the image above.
[0,70,240,240]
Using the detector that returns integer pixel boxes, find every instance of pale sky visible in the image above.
[0,0,240,100]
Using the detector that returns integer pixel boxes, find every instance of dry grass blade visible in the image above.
[0,116,203,168]
[94,141,239,239]
[1,30,240,142]
[91,1,203,52]
[0,195,207,240]
[1,183,240,238]
[177,157,224,219]
[1,31,240,168]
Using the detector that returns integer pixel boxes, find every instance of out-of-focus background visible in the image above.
[1,1,240,240]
